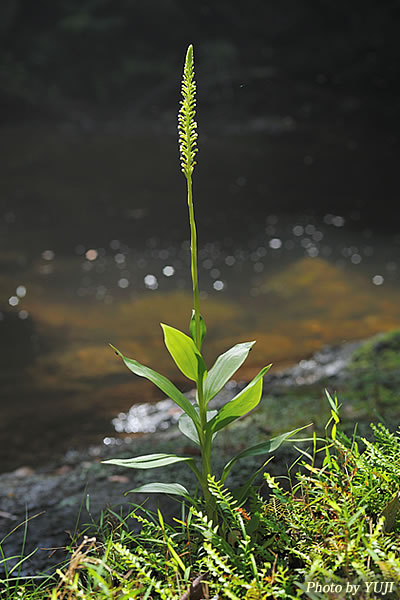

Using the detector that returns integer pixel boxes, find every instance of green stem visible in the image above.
[185,135,215,520]
[187,175,201,350]
[198,386,209,471]
[197,381,216,521]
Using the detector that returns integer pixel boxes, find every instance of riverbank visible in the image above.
[1,329,399,577]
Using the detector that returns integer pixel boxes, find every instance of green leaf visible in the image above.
[178,412,200,445]
[109,344,199,425]
[102,453,194,469]
[161,324,207,382]
[189,310,207,348]
[330,409,339,424]
[203,341,256,403]
[127,482,190,497]
[232,457,274,504]
[209,365,271,433]
[221,426,310,483]
[178,409,218,445]
[325,389,337,412]
[325,389,341,415]
[245,514,260,535]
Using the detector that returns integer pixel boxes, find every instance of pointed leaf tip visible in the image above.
[109,346,199,424]
[203,341,257,403]
[109,343,122,357]
[221,425,309,483]
[161,323,206,381]
[210,364,271,433]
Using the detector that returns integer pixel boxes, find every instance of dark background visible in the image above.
[1,1,399,116]
[1,1,399,229]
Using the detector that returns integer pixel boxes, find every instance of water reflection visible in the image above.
[112,398,182,434]
[1,128,400,470]
[2,233,400,389]
[1,239,400,472]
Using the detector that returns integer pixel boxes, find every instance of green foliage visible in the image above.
[259,424,400,593]
[161,323,206,382]
[48,410,400,598]
[109,343,199,424]
[104,452,195,470]
[178,407,218,446]
[128,482,190,498]
[203,341,258,403]
[210,364,271,432]
[3,402,400,598]
[103,45,300,521]
[189,310,206,350]
[0,514,57,600]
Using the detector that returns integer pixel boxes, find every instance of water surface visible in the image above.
[1,123,399,472]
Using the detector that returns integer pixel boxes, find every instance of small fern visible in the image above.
[113,541,154,580]
[207,475,241,525]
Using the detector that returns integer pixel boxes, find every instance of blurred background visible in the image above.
[1,0,400,472]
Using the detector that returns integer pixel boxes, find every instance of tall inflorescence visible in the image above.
[178,44,198,178]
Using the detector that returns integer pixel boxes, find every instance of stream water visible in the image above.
[1,119,399,473]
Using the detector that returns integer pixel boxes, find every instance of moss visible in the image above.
[348,329,400,370]
[342,330,400,424]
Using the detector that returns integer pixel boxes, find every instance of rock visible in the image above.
[12,466,35,478]
[53,465,72,476]
[0,510,17,520]
[107,474,130,483]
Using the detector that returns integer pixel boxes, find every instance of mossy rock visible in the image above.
[349,329,400,368]
[337,329,400,428]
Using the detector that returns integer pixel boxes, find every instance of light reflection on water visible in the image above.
[2,218,400,335]
[1,122,400,470]
[2,217,399,356]
[1,210,400,470]
[5,213,396,305]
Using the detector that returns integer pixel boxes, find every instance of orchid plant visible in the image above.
[104,45,303,521]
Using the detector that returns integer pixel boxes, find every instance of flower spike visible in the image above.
[178,44,198,178]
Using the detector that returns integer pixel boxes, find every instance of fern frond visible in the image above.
[265,495,292,522]
[178,44,198,178]
[203,542,234,575]
[207,475,242,523]
[113,541,154,579]
[207,475,237,507]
